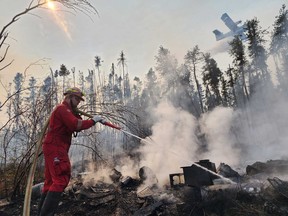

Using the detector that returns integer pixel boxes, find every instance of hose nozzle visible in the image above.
[101,121,121,130]
[74,108,121,130]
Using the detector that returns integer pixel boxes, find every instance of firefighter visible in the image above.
[38,87,104,216]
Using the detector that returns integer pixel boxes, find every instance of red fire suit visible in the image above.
[42,101,95,193]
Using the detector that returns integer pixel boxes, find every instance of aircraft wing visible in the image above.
[221,13,238,32]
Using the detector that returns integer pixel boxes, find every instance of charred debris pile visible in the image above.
[1,159,288,216]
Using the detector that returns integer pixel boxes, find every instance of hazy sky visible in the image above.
[0,0,286,93]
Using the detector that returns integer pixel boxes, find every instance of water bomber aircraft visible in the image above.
[213,13,247,41]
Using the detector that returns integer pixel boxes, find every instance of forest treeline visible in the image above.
[0,3,288,200]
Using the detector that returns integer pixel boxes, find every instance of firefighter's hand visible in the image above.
[92,115,104,124]
[100,119,107,124]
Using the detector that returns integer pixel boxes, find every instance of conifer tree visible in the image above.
[184,45,204,113]
[270,4,288,95]
[58,64,70,94]
[202,53,223,109]
[229,37,250,105]
[246,18,271,92]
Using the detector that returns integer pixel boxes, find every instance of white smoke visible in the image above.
[113,156,139,178]
[81,155,141,186]
[235,89,288,164]
[81,163,113,186]
[199,106,241,166]
[136,83,288,187]
[80,82,288,188]
[207,38,231,55]
[138,100,200,186]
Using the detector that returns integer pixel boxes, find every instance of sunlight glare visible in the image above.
[46,0,73,41]
[47,0,56,10]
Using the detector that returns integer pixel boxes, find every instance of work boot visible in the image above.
[37,192,47,216]
[39,191,62,216]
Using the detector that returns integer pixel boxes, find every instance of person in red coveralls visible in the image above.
[38,87,104,216]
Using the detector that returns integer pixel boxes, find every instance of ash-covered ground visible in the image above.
[1,160,288,216]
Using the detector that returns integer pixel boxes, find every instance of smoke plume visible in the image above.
[138,101,200,186]
[136,84,288,187]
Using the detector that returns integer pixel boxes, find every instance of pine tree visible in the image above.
[42,76,53,113]
[58,64,70,94]
[117,51,127,101]
[270,4,288,95]
[225,66,238,107]
[229,36,249,105]
[184,45,204,113]
[202,53,223,109]
[155,46,178,97]
[94,55,102,88]
[246,18,271,91]
[12,73,24,126]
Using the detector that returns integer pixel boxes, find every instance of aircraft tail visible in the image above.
[213,29,224,41]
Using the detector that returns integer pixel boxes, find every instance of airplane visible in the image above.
[213,13,247,41]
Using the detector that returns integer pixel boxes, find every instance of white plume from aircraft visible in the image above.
[213,13,247,41]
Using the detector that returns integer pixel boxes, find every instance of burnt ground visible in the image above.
[1,160,288,216]
[1,180,288,216]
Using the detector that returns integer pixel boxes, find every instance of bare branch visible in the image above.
[0,32,8,49]
[0,87,33,109]
[0,44,10,63]
[23,58,49,78]
[0,111,25,131]
[0,59,14,71]
[0,3,46,39]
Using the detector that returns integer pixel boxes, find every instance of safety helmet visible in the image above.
[63,87,85,101]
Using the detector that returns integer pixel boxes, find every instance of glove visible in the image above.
[92,115,104,124]
[100,119,107,124]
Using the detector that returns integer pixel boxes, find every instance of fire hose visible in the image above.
[22,109,121,216]
[75,109,121,130]
[23,117,50,216]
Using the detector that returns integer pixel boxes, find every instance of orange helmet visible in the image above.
[63,87,85,101]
